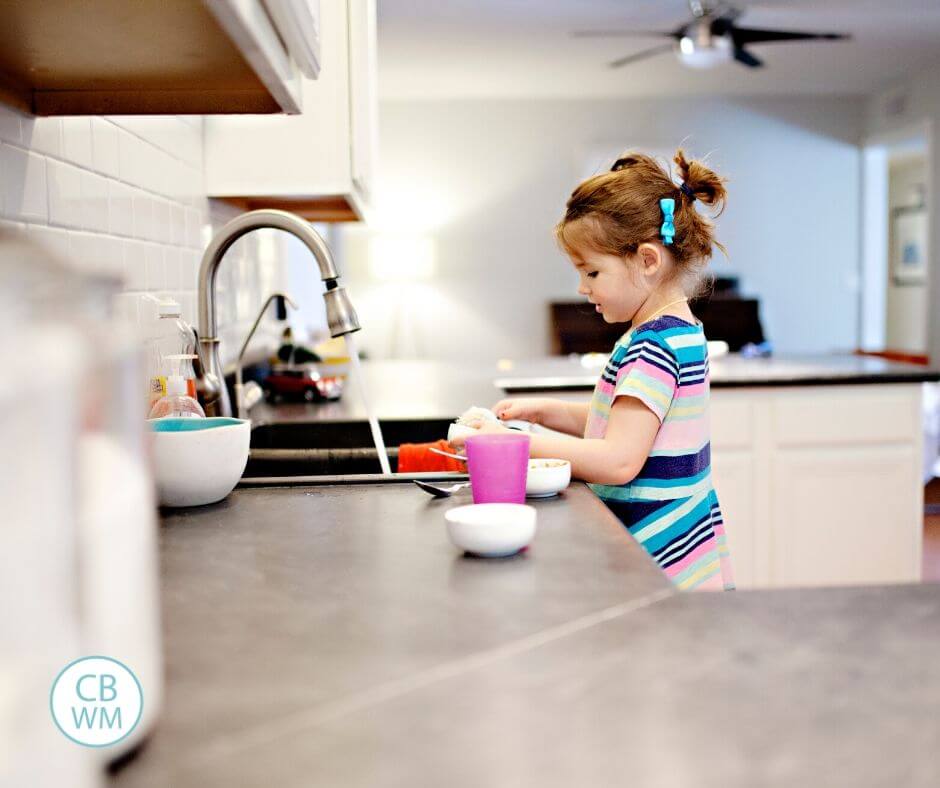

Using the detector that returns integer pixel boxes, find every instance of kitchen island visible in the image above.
[251,355,940,589]
[111,481,940,787]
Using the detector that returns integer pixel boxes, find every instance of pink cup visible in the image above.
[465,433,531,504]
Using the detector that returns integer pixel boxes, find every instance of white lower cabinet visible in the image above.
[771,445,920,587]
[710,450,757,588]
[711,384,924,589]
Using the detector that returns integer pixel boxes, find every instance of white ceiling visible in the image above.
[376,0,940,100]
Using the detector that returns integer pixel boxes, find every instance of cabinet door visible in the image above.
[711,450,758,588]
[347,0,377,201]
[771,445,922,587]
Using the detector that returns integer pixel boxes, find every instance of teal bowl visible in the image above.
[147,418,250,507]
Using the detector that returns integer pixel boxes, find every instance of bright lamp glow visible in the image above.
[368,234,437,282]
[676,34,732,69]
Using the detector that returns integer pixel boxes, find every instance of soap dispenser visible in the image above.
[148,366,206,419]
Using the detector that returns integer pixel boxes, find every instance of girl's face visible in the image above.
[571,248,650,324]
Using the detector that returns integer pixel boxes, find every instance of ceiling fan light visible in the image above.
[675,34,732,69]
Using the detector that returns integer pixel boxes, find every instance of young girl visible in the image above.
[455,149,734,592]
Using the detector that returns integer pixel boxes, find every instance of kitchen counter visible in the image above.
[497,353,940,391]
[111,482,940,787]
[251,356,940,423]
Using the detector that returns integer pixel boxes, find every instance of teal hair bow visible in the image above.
[660,198,675,246]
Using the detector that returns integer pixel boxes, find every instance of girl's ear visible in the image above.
[636,242,663,278]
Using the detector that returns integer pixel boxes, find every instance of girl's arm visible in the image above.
[461,397,660,486]
[492,398,591,437]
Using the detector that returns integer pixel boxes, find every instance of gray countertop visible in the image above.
[111,481,940,787]
[252,355,939,423]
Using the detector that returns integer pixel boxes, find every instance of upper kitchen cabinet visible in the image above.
[204,0,377,221]
[0,0,320,115]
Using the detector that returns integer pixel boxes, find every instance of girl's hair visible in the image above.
[555,149,727,294]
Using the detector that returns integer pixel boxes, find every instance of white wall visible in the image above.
[339,95,863,361]
[866,58,940,364]
[0,108,288,367]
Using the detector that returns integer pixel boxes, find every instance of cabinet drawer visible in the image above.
[772,385,919,446]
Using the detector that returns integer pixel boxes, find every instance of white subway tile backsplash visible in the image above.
[132,190,154,241]
[0,105,22,145]
[22,117,61,158]
[163,245,181,290]
[123,239,148,290]
[179,291,196,327]
[185,207,203,249]
[118,129,147,189]
[108,180,134,237]
[47,159,85,229]
[68,231,98,272]
[81,171,110,233]
[144,242,165,290]
[27,224,70,260]
[61,117,94,169]
[152,197,171,244]
[91,119,120,178]
[1,144,47,223]
[112,292,140,325]
[169,202,184,246]
[97,235,125,278]
[1,108,283,363]
[181,248,201,290]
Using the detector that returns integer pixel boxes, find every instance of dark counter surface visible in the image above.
[498,353,940,391]
[251,356,939,424]
[111,482,940,787]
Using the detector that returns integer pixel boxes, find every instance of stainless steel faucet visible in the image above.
[234,291,298,420]
[197,210,361,417]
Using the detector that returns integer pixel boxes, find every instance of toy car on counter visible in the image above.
[261,365,344,402]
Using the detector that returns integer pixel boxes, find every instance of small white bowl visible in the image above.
[447,422,477,443]
[148,417,250,507]
[447,420,534,443]
[444,503,536,557]
[526,458,571,498]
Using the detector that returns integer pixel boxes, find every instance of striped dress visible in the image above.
[585,316,735,591]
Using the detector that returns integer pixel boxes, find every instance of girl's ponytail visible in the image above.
[673,149,727,214]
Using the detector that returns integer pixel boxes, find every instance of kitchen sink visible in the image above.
[244,418,454,477]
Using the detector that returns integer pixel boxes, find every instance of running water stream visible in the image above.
[344,333,392,475]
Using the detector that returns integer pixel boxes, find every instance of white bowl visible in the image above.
[447,422,478,443]
[526,458,571,498]
[444,503,536,557]
[148,417,250,507]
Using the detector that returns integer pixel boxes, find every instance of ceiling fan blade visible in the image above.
[571,30,675,39]
[609,43,675,69]
[711,10,744,36]
[733,47,764,68]
[731,27,850,45]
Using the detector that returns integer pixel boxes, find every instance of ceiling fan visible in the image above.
[572,1,850,70]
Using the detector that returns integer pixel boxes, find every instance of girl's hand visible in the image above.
[448,418,513,448]
[491,398,545,424]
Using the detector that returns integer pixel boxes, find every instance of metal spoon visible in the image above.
[413,480,470,498]
[428,447,468,462]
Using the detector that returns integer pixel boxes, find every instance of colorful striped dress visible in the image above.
[585,316,735,591]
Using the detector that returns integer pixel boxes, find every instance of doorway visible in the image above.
[860,125,931,361]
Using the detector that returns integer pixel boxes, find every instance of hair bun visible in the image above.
[674,148,727,214]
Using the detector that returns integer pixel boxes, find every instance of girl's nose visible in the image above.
[577,281,590,296]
